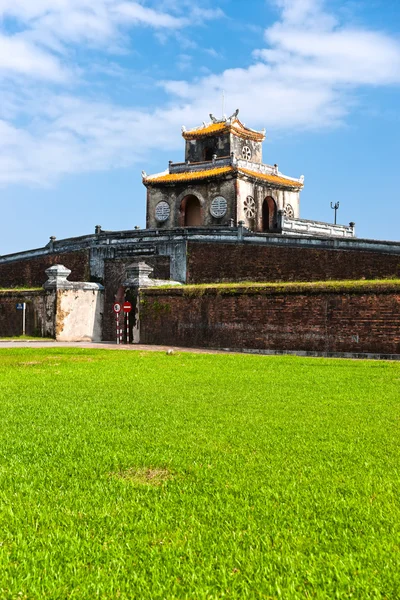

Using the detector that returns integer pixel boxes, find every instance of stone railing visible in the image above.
[169,155,232,173]
[168,155,304,185]
[278,212,355,238]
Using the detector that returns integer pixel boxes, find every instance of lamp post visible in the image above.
[330,201,340,225]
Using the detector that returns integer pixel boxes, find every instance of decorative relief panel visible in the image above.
[242,145,252,161]
[244,196,256,219]
[285,204,294,219]
[210,196,227,218]
[155,201,170,222]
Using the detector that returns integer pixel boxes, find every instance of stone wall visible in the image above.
[0,265,104,341]
[139,283,400,355]
[231,134,262,164]
[0,290,53,337]
[56,288,103,342]
[2,229,400,290]
[146,178,237,230]
[186,242,400,283]
[0,250,90,288]
[237,179,300,229]
[185,132,231,162]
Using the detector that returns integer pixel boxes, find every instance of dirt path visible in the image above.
[0,340,226,354]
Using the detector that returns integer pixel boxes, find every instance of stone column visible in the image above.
[277,209,285,232]
[237,221,245,241]
[43,264,74,290]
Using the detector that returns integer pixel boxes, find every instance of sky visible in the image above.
[0,0,399,255]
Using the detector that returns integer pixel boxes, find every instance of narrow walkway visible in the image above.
[0,341,225,354]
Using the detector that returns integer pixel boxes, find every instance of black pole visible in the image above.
[330,201,339,225]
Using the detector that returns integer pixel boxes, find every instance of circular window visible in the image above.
[210,196,227,218]
[285,204,294,219]
[244,196,256,219]
[155,201,170,222]
[242,145,252,161]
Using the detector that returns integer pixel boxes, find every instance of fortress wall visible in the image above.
[186,242,400,283]
[0,284,104,341]
[0,250,90,288]
[139,284,400,356]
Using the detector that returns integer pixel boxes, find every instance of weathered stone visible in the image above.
[43,264,73,290]
[122,261,181,345]
[139,284,400,356]
[123,261,154,288]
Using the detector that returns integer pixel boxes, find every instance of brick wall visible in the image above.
[0,250,90,288]
[0,291,50,337]
[102,256,170,341]
[187,242,400,283]
[140,284,400,355]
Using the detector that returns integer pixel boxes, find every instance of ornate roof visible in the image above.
[144,166,233,184]
[182,111,265,142]
[143,166,303,189]
[238,168,303,188]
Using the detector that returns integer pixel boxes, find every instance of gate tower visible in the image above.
[143,110,304,232]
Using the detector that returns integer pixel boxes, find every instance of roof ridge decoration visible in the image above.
[182,110,266,142]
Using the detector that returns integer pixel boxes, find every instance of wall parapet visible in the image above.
[169,156,232,173]
[2,227,400,273]
[278,212,355,238]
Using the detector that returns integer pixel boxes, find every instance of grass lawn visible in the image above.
[0,349,399,599]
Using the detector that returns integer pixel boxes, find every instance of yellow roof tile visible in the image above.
[144,166,303,188]
[182,118,265,142]
[239,168,303,188]
[144,166,234,184]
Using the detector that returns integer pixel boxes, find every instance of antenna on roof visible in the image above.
[222,90,225,120]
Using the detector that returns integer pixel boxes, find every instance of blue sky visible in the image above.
[1,0,399,255]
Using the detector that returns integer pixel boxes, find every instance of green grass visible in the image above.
[0,349,399,599]
[153,278,400,295]
[0,288,41,293]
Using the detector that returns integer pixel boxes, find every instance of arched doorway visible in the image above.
[181,195,202,226]
[262,196,277,231]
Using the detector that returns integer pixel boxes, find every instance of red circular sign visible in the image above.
[113,303,121,314]
[123,301,132,313]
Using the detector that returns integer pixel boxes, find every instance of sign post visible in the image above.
[113,303,122,344]
[123,301,132,344]
[16,302,26,336]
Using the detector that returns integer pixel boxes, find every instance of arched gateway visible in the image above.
[181,195,202,226]
[262,196,277,231]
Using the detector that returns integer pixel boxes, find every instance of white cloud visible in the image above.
[274,0,331,25]
[163,0,400,130]
[0,0,399,186]
[0,34,67,80]
[263,20,400,86]
[0,0,225,80]
[114,2,187,28]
